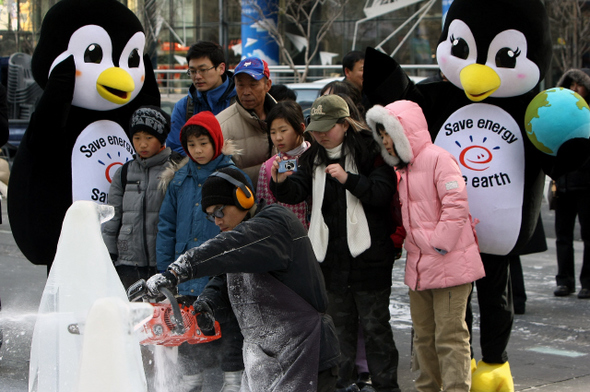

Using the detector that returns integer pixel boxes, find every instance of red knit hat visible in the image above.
[180,111,224,161]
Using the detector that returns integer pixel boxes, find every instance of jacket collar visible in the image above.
[135,147,172,169]
[190,71,237,104]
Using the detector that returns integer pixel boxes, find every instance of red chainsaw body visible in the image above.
[140,303,221,346]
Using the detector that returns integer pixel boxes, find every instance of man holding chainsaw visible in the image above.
[145,167,340,392]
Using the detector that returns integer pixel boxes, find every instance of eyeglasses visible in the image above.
[186,66,216,77]
[206,205,226,222]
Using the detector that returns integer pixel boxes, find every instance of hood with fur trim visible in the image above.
[557,68,590,102]
[366,100,431,167]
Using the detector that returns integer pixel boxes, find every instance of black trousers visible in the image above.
[474,254,513,364]
[555,189,590,290]
[327,288,400,391]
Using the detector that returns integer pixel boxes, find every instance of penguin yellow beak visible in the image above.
[460,64,501,102]
[96,67,135,105]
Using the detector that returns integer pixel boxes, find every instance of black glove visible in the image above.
[192,297,216,336]
[145,271,178,300]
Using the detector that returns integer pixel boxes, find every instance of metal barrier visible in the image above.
[155,63,440,95]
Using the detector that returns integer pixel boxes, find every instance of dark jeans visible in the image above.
[327,288,400,392]
[317,366,339,392]
[555,190,590,290]
[475,253,512,364]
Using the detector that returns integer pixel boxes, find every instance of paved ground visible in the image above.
[1,197,589,391]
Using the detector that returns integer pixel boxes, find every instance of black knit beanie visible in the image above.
[201,167,251,212]
[129,105,171,145]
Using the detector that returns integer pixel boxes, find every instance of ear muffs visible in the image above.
[210,171,255,211]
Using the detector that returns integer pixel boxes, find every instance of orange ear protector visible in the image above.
[210,171,255,211]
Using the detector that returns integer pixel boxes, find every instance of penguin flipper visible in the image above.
[25,55,76,147]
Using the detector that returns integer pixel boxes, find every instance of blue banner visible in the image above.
[442,0,454,27]
[241,0,280,65]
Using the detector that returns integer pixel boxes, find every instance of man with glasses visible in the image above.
[217,56,277,188]
[145,167,340,392]
[167,41,237,154]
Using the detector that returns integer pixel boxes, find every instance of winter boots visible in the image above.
[220,370,243,392]
[179,373,204,392]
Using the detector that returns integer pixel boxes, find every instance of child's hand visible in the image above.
[271,155,292,183]
[326,163,348,184]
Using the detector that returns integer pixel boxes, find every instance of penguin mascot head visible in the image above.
[8,0,161,267]
[436,0,552,101]
[32,0,159,111]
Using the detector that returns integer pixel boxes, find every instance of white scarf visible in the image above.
[308,144,371,262]
[286,141,308,157]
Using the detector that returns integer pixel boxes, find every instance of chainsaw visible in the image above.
[127,279,221,347]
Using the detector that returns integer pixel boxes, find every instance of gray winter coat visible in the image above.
[103,147,177,268]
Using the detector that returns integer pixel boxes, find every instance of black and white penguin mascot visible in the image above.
[8,0,160,268]
[363,0,590,391]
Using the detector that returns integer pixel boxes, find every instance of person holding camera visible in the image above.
[269,94,401,392]
[145,167,340,392]
[256,100,312,229]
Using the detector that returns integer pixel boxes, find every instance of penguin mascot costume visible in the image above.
[363,0,590,391]
[8,0,160,269]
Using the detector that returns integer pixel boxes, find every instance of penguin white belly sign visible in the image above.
[434,103,525,255]
[72,120,134,203]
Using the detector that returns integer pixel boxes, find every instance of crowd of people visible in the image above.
[100,39,589,392]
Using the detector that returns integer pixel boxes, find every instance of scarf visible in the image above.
[308,144,371,262]
[285,141,308,157]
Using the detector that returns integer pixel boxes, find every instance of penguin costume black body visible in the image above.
[363,0,590,390]
[8,0,160,268]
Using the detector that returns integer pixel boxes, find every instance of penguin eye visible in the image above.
[84,44,103,64]
[495,47,521,68]
[450,34,469,60]
[128,48,141,68]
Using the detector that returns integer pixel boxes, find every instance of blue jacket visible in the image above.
[156,152,252,296]
[167,72,237,154]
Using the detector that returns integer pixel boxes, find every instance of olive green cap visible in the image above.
[306,94,350,133]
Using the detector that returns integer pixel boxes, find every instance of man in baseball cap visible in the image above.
[216,56,277,188]
[233,57,271,81]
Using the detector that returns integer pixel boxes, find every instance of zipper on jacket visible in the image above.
[142,167,150,264]
[127,180,140,193]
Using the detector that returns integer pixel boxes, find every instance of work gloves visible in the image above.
[145,271,178,299]
[192,297,216,336]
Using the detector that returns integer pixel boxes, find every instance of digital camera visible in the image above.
[278,158,298,173]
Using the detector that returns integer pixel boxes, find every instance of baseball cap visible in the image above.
[234,57,270,80]
[306,95,350,133]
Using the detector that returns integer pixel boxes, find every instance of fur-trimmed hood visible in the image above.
[159,139,240,191]
[557,68,590,101]
[366,100,430,167]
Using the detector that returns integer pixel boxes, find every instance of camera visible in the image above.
[278,158,298,173]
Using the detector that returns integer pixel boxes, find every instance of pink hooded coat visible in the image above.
[367,100,485,291]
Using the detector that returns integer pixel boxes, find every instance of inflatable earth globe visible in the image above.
[525,87,590,156]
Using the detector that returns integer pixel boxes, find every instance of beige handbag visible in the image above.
[547,180,557,210]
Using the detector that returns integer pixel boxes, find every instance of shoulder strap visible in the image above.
[120,160,131,189]
[186,95,194,121]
